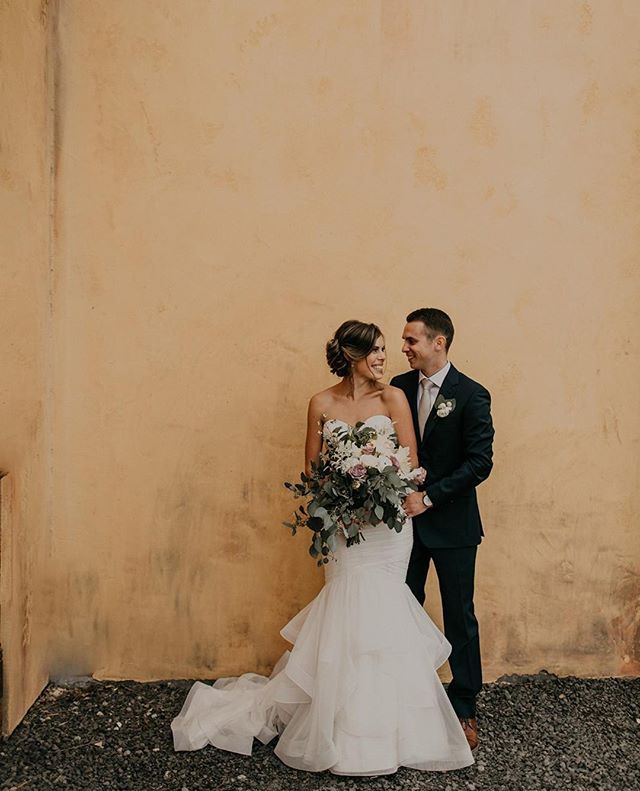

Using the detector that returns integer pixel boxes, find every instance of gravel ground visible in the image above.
[1,672,639,791]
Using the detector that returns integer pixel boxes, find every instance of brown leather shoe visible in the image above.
[459,717,478,752]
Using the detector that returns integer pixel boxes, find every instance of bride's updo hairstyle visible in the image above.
[326,320,383,378]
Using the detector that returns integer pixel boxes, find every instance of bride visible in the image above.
[171,320,474,775]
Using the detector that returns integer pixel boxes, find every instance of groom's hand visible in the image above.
[404,491,429,517]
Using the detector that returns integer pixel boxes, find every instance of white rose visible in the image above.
[373,435,395,455]
[360,454,392,471]
[360,454,380,469]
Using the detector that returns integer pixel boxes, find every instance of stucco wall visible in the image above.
[2,1,639,717]
[0,0,53,732]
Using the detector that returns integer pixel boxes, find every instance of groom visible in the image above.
[391,307,494,752]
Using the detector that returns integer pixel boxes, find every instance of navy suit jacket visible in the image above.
[390,364,494,548]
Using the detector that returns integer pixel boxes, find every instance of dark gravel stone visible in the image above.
[1,675,638,790]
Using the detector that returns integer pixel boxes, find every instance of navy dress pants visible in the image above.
[406,533,482,719]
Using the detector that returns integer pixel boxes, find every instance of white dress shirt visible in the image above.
[417,360,451,509]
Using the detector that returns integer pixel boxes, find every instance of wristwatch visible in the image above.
[422,493,433,508]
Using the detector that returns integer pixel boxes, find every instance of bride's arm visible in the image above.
[385,387,418,468]
[385,386,427,518]
[304,395,325,476]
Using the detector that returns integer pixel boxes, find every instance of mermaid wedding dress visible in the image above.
[171,415,474,775]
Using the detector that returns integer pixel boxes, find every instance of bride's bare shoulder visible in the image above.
[380,384,411,419]
[380,383,407,405]
[308,385,339,415]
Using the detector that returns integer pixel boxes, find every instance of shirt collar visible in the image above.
[419,360,451,389]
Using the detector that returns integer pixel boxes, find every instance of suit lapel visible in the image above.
[422,363,460,444]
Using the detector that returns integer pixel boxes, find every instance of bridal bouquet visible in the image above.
[284,420,426,566]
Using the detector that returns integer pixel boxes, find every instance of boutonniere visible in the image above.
[434,395,456,418]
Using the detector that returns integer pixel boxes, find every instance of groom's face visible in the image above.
[401,321,443,372]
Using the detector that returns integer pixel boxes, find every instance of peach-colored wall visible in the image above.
[0,0,53,732]
[2,1,640,725]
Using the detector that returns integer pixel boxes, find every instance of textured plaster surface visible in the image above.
[0,0,55,733]
[1,3,639,729]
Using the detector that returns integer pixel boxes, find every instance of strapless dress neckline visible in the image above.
[323,414,394,430]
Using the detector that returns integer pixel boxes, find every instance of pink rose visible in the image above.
[390,455,400,470]
[348,463,367,480]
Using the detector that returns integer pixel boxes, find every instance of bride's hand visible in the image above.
[403,491,428,517]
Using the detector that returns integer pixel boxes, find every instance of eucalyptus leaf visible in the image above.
[313,506,331,525]
[386,471,404,488]
[308,516,324,531]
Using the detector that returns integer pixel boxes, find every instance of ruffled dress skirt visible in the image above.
[171,521,474,775]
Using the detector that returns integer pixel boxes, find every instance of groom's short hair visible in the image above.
[406,308,454,351]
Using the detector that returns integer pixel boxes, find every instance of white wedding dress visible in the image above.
[171,415,474,775]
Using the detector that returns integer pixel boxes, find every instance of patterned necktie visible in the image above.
[418,378,435,436]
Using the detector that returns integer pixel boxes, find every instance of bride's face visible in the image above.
[352,336,386,381]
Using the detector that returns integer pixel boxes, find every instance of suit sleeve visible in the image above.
[424,387,494,506]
